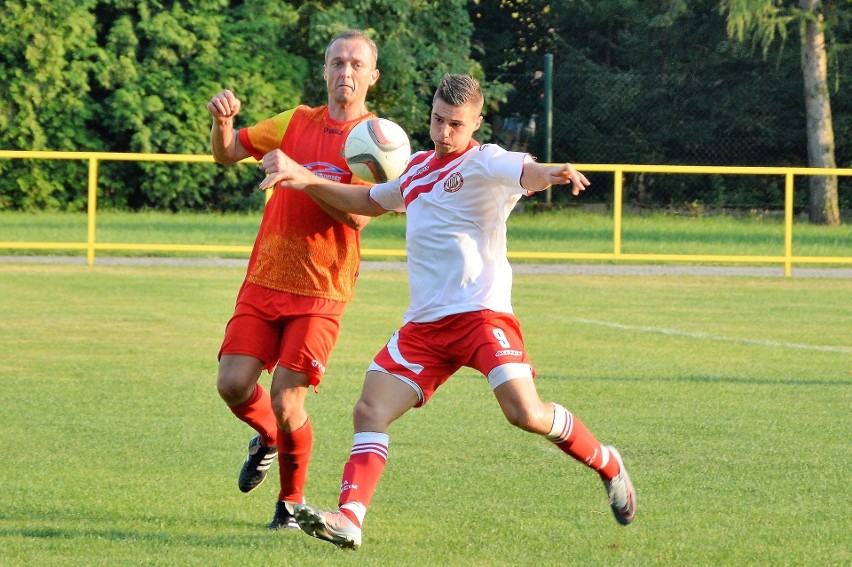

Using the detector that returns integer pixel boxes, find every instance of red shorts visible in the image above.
[219,281,346,386]
[368,310,535,406]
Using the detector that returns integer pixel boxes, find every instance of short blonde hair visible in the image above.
[325,30,378,67]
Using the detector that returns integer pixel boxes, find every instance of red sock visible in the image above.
[277,417,313,503]
[337,432,389,527]
[547,403,620,481]
[229,384,277,447]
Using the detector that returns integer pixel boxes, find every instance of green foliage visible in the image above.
[1,0,848,211]
[721,0,794,56]
[90,0,308,211]
[295,0,502,148]
[470,0,851,208]
[0,0,498,210]
[0,0,100,210]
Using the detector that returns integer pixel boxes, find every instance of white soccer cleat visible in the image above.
[603,445,636,525]
[294,504,362,550]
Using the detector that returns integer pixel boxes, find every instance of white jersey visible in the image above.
[370,143,531,323]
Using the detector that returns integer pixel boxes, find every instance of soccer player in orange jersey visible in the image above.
[206,30,380,530]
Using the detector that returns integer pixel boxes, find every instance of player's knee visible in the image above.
[216,373,250,406]
[271,395,300,423]
[268,385,309,430]
[270,395,286,420]
[352,397,376,425]
[502,402,550,434]
[352,395,395,430]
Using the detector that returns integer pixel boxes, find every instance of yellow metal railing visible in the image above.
[1,150,850,276]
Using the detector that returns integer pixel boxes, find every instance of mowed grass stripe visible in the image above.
[575,318,852,353]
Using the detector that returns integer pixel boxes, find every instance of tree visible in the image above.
[295,0,507,148]
[91,0,308,210]
[0,0,101,210]
[0,0,499,211]
[470,0,808,207]
[722,0,841,225]
[469,0,850,212]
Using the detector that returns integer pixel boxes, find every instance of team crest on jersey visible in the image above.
[443,172,463,193]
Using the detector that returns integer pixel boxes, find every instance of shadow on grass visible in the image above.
[545,373,852,387]
[0,520,296,547]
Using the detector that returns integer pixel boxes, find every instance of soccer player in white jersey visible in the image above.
[257,73,636,550]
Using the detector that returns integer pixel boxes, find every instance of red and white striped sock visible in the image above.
[338,432,389,527]
[546,403,619,481]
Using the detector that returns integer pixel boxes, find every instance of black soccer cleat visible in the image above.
[268,500,300,531]
[238,434,277,493]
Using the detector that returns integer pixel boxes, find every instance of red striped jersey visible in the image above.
[369,142,532,323]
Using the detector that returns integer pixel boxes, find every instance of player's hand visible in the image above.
[554,163,590,196]
[257,149,315,190]
[207,89,241,120]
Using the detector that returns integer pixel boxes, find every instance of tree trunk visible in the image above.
[800,0,841,225]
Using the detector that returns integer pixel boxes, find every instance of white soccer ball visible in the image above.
[344,118,411,183]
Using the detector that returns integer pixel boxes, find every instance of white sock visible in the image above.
[545,403,573,443]
[341,502,367,525]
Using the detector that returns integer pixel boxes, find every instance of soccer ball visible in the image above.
[344,118,411,183]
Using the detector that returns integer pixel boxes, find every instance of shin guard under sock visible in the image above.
[546,403,620,480]
[337,432,389,526]
[277,417,313,503]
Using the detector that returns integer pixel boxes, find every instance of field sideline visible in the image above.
[0,262,849,566]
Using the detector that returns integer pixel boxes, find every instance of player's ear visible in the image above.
[369,68,380,86]
[474,114,483,131]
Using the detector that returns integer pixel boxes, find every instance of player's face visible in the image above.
[324,38,379,107]
[430,99,483,158]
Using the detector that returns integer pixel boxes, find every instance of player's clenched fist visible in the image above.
[208,89,241,120]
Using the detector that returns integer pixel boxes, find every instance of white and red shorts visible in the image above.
[368,309,535,406]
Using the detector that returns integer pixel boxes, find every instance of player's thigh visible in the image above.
[352,370,420,432]
[269,366,310,408]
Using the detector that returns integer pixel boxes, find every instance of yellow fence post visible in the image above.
[784,172,794,277]
[87,157,98,266]
[612,168,623,256]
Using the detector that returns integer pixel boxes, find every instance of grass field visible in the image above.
[0,261,849,566]
[2,208,851,263]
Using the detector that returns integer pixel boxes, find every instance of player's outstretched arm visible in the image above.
[521,160,590,196]
[258,150,387,217]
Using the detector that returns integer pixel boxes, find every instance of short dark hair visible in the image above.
[325,30,378,67]
[433,74,483,112]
